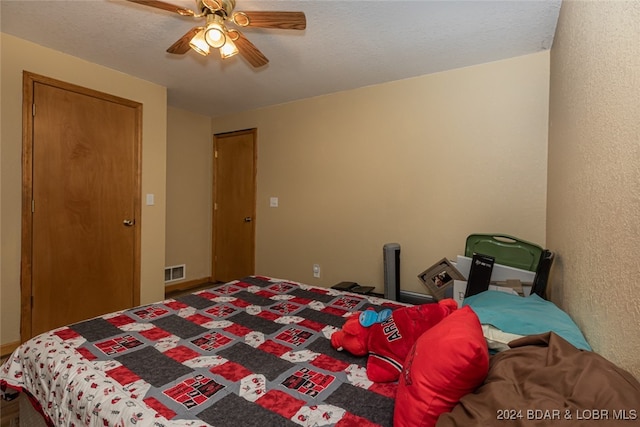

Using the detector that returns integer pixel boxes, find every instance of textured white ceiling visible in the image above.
[1,0,562,117]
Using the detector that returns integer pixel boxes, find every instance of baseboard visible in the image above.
[165,276,212,294]
[1,341,20,358]
[398,290,435,305]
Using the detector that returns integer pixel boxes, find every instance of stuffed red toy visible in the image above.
[331,299,458,382]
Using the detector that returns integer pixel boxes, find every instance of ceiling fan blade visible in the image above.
[232,11,306,30]
[229,30,269,68]
[167,27,201,54]
[127,0,194,16]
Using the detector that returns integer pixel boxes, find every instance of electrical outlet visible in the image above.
[313,264,321,278]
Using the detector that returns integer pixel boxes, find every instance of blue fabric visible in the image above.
[359,308,392,327]
[463,290,591,351]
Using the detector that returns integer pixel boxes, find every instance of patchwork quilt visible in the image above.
[1,276,406,427]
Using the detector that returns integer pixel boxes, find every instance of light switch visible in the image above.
[270,197,279,207]
[146,194,155,206]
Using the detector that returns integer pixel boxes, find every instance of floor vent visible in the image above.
[164,264,186,282]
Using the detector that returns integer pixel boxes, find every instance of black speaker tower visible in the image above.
[383,243,401,301]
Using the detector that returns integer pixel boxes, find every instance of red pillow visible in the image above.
[393,306,489,427]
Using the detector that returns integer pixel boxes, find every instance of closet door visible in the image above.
[212,129,256,282]
[22,73,142,338]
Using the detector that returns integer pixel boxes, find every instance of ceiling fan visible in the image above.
[127,0,306,67]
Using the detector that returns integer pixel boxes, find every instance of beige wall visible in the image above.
[212,52,550,294]
[0,33,167,346]
[548,1,640,378]
[166,107,213,282]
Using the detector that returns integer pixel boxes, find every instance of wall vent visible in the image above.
[164,264,186,282]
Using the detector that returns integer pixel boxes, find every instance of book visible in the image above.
[350,285,375,295]
[331,282,375,295]
[331,281,359,291]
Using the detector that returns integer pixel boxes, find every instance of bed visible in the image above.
[2,276,639,427]
[1,276,407,426]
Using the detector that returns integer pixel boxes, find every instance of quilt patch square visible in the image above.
[332,296,363,310]
[230,299,251,309]
[254,289,276,299]
[191,332,233,351]
[257,311,280,322]
[290,296,312,305]
[281,367,336,398]
[53,328,80,341]
[270,302,301,315]
[211,285,243,295]
[255,389,306,420]
[258,340,292,357]
[152,314,208,339]
[298,308,347,328]
[106,314,136,327]
[195,290,219,300]
[197,393,299,427]
[324,383,394,427]
[368,382,398,399]
[131,305,169,320]
[174,293,216,310]
[210,361,252,382]
[95,334,144,355]
[229,311,284,335]
[338,412,382,427]
[164,300,189,310]
[237,276,274,288]
[143,396,177,420]
[276,327,313,347]
[289,288,335,304]
[307,337,366,366]
[115,346,193,388]
[298,319,325,332]
[139,326,172,341]
[164,345,201,363]
[69,318,124,342]
[322,306,349,317]
[106,365,141,386]
[76,346,97,361]
[204,305,237,318]
[163,374,224,409]
[218,342,294,381]
[310,354,350,373]
[224,323,252,337]
[233,290,274,307]
[185,313,213,325]
[267,282,296,294]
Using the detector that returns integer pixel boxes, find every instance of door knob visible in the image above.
[244,217,252,223]
[123,219,135,227]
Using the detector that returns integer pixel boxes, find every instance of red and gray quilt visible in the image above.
[1,276,405,427]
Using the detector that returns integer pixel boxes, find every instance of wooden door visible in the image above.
[212,129,256,282]
[22,72,141,339]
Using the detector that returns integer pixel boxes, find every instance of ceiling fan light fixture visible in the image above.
[204,14,226,48]
[189,29,210,56]
[219,38,239,59]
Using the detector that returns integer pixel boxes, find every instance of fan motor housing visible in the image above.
[199,0,236,17]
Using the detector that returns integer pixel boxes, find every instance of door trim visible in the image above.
[211,128,257,281]
[20,71,142,341]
